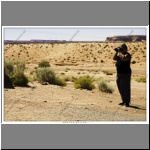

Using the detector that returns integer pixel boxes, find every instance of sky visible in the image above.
[4,27,146,41]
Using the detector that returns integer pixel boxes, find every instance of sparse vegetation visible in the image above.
[131,60,136,64]
[60,72,65,75]
[135,77,146,83]
[4,59,29,87]
[15,60,26,72]
[64,76,71,82]
[4,42,146,90]
[11,72,29,86]
[71,76,77,82]
[4,60,14,76]
[74,76,95,90]
[36,67,66,86]
[38,60,50,68]
[54,77,67,86]
[97,78,114,93]
[103,71,113,75]
[36,67,56,84]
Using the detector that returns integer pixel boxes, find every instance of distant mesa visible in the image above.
[105,35,146,42]
[4,39,67,44]
[4,35,146,44]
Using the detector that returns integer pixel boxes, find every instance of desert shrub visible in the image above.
[74,76,95,90]
[36,67,66,86]
[15,60,26,72]
[64,76,71,81]
[5,60,29,87]
[54,77,66,86]
[11,72,28,86]
[131,60,136,64]
[36,67,56,84]
[103,71,113,75]
[38,60,50,68]
[135,77,146,83]
[97,78,114,93]
[60,72,65,75]
[4,60,14,76]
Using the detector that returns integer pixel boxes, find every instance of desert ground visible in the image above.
[4,42,147,122]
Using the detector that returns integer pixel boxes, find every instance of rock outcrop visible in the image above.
[106,35,146,42]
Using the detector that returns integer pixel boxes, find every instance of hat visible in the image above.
[120,43,128,51]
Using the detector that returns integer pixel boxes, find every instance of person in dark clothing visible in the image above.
[113,43,132,107]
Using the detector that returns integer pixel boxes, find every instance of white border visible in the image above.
[2,26,149,124]
[1,0,149,1]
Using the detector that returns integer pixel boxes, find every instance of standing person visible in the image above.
[113,43,132,107]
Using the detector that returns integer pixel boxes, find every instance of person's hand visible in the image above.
[114,48,118,52]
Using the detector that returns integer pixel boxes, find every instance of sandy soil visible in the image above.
[4,42,147,122]
[4,75,146,122]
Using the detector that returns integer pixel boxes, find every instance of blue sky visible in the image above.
[4,27,146,41]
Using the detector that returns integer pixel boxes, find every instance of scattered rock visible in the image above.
[85,107,89,109]
[41,82,49,85]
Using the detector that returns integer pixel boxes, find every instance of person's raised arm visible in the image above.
[113,51,119,61]
[117,52,131,61]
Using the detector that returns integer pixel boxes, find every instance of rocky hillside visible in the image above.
[106,35,146,42]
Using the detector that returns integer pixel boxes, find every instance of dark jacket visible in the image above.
[113,51,131,74]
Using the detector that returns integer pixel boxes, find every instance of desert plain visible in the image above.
[4,41,147,122]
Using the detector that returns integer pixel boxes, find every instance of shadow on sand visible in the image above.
[128,105,146,110]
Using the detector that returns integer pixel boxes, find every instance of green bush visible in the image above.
[11,72,28,86]
[38,60,50,68]
[36,67,66,86]
[135,77,146,83]
[4,60,14,76]
[54,77,66,86]
[97,78,114,93]
[15,60,26,72]
[74,76,95,90]
[5,60,29,87]
[36,67,56,84]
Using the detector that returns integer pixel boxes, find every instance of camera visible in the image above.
[114,48,118,52]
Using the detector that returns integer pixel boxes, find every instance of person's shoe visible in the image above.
[125,103,130,107]
[118,102,125,106]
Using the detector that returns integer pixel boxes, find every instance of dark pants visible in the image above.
[117,74,131,104]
